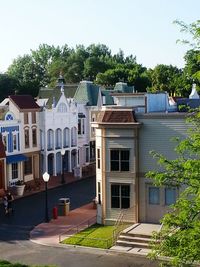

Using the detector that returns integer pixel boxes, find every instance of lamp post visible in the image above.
[43,172,50,223]
[61,149,65,184]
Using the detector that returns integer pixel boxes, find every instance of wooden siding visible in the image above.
[138,117,188,172]
[105,181,136,223]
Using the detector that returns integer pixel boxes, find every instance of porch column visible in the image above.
[53,153,57,176]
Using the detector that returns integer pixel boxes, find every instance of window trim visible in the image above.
[111,184,130,209]
[165,187,176,206]
[24,127,30,148]
[148,186,160,205]
[12,162,18,180]
[110,149,130,172]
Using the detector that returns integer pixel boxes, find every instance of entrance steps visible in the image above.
[111,223,161,254]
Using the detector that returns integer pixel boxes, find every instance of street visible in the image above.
[0,176,158,266]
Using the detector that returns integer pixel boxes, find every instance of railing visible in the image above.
[59,215,97,242]
[112,209,129,244]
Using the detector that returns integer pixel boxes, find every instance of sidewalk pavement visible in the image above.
[30,202,97,246]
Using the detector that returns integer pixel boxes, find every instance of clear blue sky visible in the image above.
[1,0,199,72]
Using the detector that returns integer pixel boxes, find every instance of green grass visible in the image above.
[0,260,56,267]
[61,224,115,249]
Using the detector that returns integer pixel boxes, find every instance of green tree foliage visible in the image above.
[147,109,200,266]
[147,64,184,96]
[0,74,18,100]
[175,20,200,89]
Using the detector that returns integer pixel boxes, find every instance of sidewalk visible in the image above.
[30,202,97,246]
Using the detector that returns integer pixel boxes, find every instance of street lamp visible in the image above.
[61,149,65,184]
[43,172,50,223]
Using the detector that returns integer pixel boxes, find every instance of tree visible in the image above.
[148,64,184,96]
[0,74,18,101]
[147,109,200,266]
[175,20,200,86]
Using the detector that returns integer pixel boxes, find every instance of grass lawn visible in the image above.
[0,260,56,267]
[61,224,115,249]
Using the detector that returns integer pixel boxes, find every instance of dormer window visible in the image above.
[57,103,67,113]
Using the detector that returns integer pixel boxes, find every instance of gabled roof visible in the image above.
[9,95,40,110]
[114,82,134,93]
[38,84,78,108]
[74,81,100,106]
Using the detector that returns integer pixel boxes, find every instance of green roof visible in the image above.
[114,82,134,93]
[101,90,114,105]
[38,84,78,108]
[74,81,100,106]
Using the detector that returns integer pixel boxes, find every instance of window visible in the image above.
[24,113,29,124]
[24,156,32,175]
[78,118,85,135]
[13,134,17,150]
[2,135,7,151]
[98,182,101,204]
[32,112,36,124]
[110,150,130,171]
[165,188,176,205]
[32,128,37,147]
[149,187,160,205]
[24,128,29,148]
[5,113,14,121]
[97,149,100,169]
[86,147,89,163]
[90,141,95,160]
[57,103,67,113]
[12,163,18,179]
[111,184,130,209]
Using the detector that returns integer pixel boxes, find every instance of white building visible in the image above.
[38,88,78,176]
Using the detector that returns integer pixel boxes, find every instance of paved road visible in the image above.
[0,238,158,267]
[0,176,96,229]
[0,176,159,266]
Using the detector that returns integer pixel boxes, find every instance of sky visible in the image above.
[0,0,200,72]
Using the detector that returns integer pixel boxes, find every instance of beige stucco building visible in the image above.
[93,106,188,225]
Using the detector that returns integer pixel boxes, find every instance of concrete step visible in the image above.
[126,232,152,239]
[116,240,150,249]
[118,234,152,244]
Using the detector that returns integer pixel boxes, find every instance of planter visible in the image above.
[13,184,25,196]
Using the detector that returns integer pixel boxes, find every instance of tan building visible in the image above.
[93,106,188,225]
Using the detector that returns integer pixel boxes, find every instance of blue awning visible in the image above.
[6,154,28,164]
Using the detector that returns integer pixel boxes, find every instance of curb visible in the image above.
[29,237,149,259]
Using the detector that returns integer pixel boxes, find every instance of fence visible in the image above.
[59,215,97,242]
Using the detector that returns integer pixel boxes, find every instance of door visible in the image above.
[146,185,174,223]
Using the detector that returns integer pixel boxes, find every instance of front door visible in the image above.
[145,184,175,223]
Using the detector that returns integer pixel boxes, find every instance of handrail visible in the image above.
[59,215,97,242]
[112,209,128,244]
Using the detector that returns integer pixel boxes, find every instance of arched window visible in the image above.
[47,129,54,150]
[63,128,69,147]
[55,128,62,149]
[57,103,67,113]
[5,113,14,121]
[24,127,29,148]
